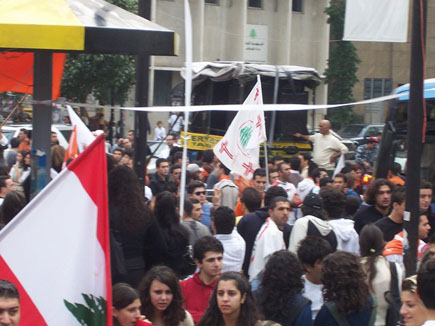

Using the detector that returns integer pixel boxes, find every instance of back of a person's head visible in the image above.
[219,161,231,176]
[289,156,301,172]
[359,224,384,257]
[108,165,141,202]
[417,259,435,310]
[391,186,406,205]
[10,137,20,149]
[391,162,402,176]
[193,236,223,263]
[0,280,19,301]
[240,187,262,213]
[264,186,287,208]
[345,196,360,217]
[184,198,194,217]
[297,236,333,267]
[319,187,345,219]
[154,191,179,227]
[1,191,26,226]
[112,282,139,310]
[319,177,333,188]
[0,175,9,188]
[212,206,235,234]
[202,150,214,164]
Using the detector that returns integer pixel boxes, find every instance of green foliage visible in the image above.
[61,0,137,105]
[64,294,107,326]
[324,0,362,129]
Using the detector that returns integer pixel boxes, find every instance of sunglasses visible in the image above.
[194,191,206,196]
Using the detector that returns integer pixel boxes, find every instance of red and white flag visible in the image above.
[0,135,112,326]
[213,75,267,179]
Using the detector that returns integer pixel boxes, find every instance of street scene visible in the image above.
[0,0,435,325]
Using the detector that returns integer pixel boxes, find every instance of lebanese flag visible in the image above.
[213,75,267,179]
[0,135,112,326]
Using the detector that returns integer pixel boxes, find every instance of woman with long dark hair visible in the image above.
[153,191,192,278]
[138,265,193,326]
[113,283,150,326]
[315,251,376,325]
[360,224,403,326]
[109,165,167,287]
[199,272,259,326]
[259,250,313,326]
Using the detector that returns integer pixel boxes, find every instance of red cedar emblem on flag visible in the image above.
[0,135,112,325]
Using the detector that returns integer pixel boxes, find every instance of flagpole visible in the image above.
[179,0,193,222]
[263,142,270,187]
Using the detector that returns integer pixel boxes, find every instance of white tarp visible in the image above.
[343,0,409,43]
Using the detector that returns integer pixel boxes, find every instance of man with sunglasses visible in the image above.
[188,181,213,228]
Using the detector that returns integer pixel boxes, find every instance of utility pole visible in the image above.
[404,0,427,276]
[134,0,151,186]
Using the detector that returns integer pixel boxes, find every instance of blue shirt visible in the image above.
[201,202,213,228]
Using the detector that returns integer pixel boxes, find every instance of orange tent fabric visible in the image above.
[0,52,66,100]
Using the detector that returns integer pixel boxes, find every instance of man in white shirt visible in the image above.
[168,112,184,136]
[212,206,245,273]
[294,119,348,172]
[154,120,166,140]
[297,236,333,320]
[249,196,290,282]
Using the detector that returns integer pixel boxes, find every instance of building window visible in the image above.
[248,0,262,9]
[364,78,393,99]
[292,0,302,12]
[205,0,219,4]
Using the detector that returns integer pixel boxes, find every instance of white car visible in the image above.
[1,124,73,149]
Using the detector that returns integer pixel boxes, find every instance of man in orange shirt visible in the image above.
[234,168,266,216]
[18,129,30,151]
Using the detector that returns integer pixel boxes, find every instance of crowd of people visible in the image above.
[0,118,435,326]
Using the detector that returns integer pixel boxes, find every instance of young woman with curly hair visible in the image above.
[138,265,193,326]
[315,251,376,326]
[109,165,167,287]
[199,272,260,326]
[259,250,313,326]
[360,224,403,326]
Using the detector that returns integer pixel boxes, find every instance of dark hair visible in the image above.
[156,158,169,168]
[322,251,370,315]
[269,196,289,210]
[417,259,435,309]
[319,177,333,188]
[138,266,186,325]
[272,155,284,164]
[334,173,347,183]
[19,128,28,136]
[212,206,235,234]
[193,236,223,263]
[364,178,394,205]
[309,168,321,180]
[184,198,194,216]
[187,180,205,195]
[218,161,231,176]
[277,161,289,173]
[202,150,214,164]
[253,168,266,179]
[264,186,287,208]
[301,153,311,161]
[289,156,301,172]
[268,167,278,175]
[390,162,402,176]
[113,282,139,326]
[240,187,262,213]
[297,236,333,267]
[123,148,133,159]
[172,152,183,165]
[319,187,346,219]
[345,196,361,217]
[112,148,124,155]
[0,176,10,189]
[10,138,20,149]
[0,280,19,300]
[359,224,385,292]
[170,164,181,174]
[108,166,153,232]
[260,251,304,317]
[420,180,433,190]
[0,191,26,226]
[199,272,259,326]
[391,186,406,205]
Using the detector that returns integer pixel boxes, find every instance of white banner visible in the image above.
[343,0,409,43]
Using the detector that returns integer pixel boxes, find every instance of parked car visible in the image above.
[338,124,384,146]
[1,124,73,149]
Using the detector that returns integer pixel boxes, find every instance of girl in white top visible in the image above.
[360,224,403,326]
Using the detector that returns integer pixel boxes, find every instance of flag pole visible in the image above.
[263,142,270,187]
[179,0,193,222]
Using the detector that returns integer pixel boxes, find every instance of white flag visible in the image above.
[343,0,409,43]
[333,153,346,178]
[67,105,95,152]
[213,75,267,179]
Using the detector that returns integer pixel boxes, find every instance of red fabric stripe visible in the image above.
[67,135,112,326]
[0,255,47,325]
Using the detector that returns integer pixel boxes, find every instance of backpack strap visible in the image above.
[281,296,311,326]
[368,294,377,326]
[325,301,349,326]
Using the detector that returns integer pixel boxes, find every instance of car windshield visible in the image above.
[338,125,365,138]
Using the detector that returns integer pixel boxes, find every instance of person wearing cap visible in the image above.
[187,163,203,180]
[288,192,338,253]
[355,137,379,173]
